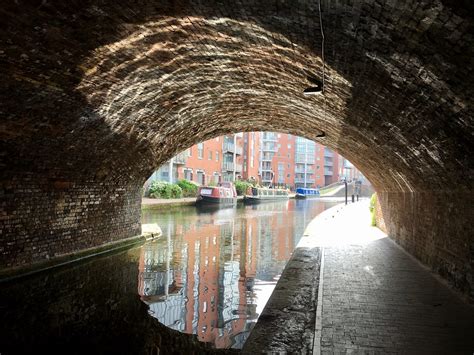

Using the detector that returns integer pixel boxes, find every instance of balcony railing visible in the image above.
[261,155,273,162]
[295,158,315,164]
[262,133,278,141]
[223,162,234,171]
[324,170,333,176]
[223,142,235,153]
[324,149,333,158]
[295,167,315,173]
[235,146,243,155]
[261,144,277,152]
[173,153,187,165]
[324,160,333,167]
[295,178,315,184]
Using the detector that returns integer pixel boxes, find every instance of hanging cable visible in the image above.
[318,0,325,94]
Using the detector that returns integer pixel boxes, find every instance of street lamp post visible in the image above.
[345,179,348,205]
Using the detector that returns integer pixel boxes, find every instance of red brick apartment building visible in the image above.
[146,132,361,189]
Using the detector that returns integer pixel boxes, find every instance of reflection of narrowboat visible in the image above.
[295,187,320,199]
[195,182,237,206]
[243,187,289,204]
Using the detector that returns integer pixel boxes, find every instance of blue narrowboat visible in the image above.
[295,187,320,199]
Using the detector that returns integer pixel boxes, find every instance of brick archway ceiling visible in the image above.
[1,1,472,191]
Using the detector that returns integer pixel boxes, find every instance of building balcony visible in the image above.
[223,162,234,171]
[262,133,278,141]
[173,152,187,165]
[261,144,277,152]
[261,155,273,162]
[295,167,314,173]
[295,158,315,164]
[223,144,242,155]
[295,178,315,184]
[324,170,333,176]
[223,142,235,154]
[234,163,243,172]
[324,149,333,158]
[324,160,333,167]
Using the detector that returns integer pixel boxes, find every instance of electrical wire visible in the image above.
[318,0,325,94]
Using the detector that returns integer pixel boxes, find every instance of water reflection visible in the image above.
[0,199,337,353]
[140,199,337,349]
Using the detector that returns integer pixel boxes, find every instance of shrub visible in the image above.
[177,179,198,197]
[234,180,252,196]
[369,193,377,226]
[149,181,183,199]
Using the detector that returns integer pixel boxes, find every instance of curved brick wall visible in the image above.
[0,1,472,297]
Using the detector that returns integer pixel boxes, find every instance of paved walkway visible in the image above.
[302,201,474,354]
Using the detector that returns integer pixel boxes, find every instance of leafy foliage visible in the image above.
[234,180,253,196]
[149,181,183,199]
[177,179,198,197]
[369,193,377,226]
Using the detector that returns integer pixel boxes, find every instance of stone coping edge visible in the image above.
[141,195,300,210]
[0,234,147,283]
[242,246,322,353]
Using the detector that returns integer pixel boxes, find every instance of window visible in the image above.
[287,173,291,178]
[187,148,192,157]
[208,150,212,160]
[198,143,204,159]
[288,144,291,149]
[278,133,281,138]
[215,137,219,141]
[216,151,219,161]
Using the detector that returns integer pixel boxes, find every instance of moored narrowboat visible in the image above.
[295,187,320,199]
[195,182,237,206]
[243,186,289,204]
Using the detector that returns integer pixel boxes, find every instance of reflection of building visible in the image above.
[138,199,334,349]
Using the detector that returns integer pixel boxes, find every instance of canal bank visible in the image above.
[1,198,339,353]
[243,200,474,353]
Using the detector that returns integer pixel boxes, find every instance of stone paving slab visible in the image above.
[305,201,474,354]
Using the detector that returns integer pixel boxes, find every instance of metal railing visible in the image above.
[223,142,235,153]
[223,162,234,171]
[173,153,187,164]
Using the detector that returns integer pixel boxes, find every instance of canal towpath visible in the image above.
[243,199,474,354]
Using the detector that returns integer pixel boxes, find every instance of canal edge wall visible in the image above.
[0,233,151,283]
[242,202,347,353]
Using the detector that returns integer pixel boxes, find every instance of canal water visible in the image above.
[0,198,339,354]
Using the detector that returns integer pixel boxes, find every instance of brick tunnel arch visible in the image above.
[1,1,472,297]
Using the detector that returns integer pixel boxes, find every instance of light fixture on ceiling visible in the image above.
[303,76,323,96]
[304,0,326,97]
